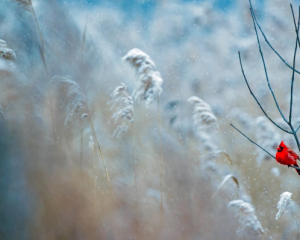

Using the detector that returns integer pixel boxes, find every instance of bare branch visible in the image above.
[238,52,292,134]
[289,23,298,124]
[290,5,300,48]
[248,0,300,74]
[230,124,275,159]
[249,7,288,123]
[230,124,300,170]
[288,5,300,152]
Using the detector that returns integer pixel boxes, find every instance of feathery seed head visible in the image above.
[276,192,292,220]
[50,76,86,126]
[188,96,218,132]
[109,83,133,138]
[228,199,264,238]
[123,48,163,106]
[122,48,155,74]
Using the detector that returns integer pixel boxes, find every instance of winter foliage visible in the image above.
[0,0,300,239]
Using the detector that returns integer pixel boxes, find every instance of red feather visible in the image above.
[276,141,300,175]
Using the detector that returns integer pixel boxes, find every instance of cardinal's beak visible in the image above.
[277,147,280,150]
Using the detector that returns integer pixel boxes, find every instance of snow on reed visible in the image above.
[228,199,264,238]
[109,83,134,138]
[255,116,280,166]
[50,76,86,126]
[276,192,292,220]
[122,48,163,106]
[187,96,218,132]
[0,39,16,75]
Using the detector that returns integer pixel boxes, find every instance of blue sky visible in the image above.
[67,0,237,10]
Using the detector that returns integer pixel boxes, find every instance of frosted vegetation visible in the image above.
[1,0,300,239]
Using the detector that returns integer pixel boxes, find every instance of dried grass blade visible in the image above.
[213,174,239,198]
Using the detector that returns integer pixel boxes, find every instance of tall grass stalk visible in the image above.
[80,111,84,165]
[87,114,113,199]
[157,96,163,212]
[131,122,139,236]
[130,122,137,205]
[81,17,88,66]
[13,0,56,139]
[79,18,88,164]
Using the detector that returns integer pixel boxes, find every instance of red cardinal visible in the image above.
[276,141,300,175]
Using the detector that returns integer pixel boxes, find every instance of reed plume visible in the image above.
[51,76,113,204]
[123,48,164,211]
[188,96,218,154]
[109,83,134,138]
[109,83,138,229]
[122,48,163,106]
[187,96,218,133]
[276,191,299,235]
[50,76,86,126]
[228,199,264,238]
[276,192,293,220]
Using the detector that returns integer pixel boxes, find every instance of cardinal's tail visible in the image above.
[294,163,300,175]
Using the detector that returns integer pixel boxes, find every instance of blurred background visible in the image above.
[0,0,300,239]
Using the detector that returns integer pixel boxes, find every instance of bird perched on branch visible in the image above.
[276,141,300,175]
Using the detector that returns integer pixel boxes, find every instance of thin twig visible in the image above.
[249,0,300,74]
[249,8,288,123]
[287,5,300,152]
[238,52,292,134]
[290,5,300,48]
[291,5,300,136]
[289,39,297,124]
[230,124,300,170]
[230,123,275,159]
[289,5,299,125]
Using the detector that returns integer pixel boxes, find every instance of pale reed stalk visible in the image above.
[228,199,264,238]
[276,192,299,235]
[85,114,113,200]
[123,48,164,212]
[13,0,56,140]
